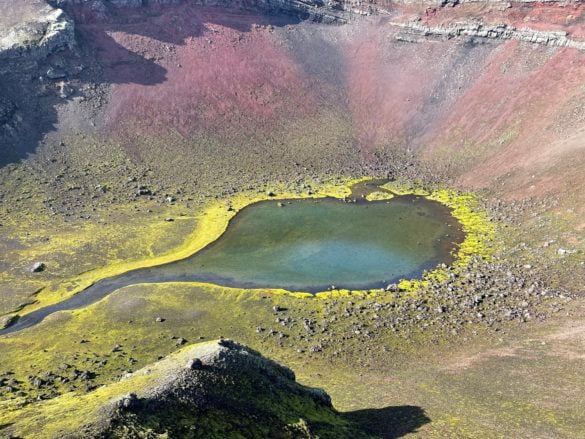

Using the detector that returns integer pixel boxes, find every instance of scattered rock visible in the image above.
[0,314,17,330]
[77,371,92,381]
[57,81,74,99]
[46,67,67,80]
[31,262,46,273]
[137,187,152,196]
[31,377,44,388]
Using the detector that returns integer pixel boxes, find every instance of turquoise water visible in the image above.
[166,196,462,292]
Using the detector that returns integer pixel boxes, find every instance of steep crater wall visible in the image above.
[50,0,353,22]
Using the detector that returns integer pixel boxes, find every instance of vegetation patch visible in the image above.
[10,177,367,318]
[7,177,497,324]
[364,191,394,201]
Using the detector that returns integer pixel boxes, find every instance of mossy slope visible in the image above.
[0,340,378,439]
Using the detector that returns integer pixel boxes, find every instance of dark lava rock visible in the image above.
[31,262,46,273]
[31,377,44,388]
[117,393,140,411]
[385,283,399,292]
[0,315,17,330]
[137,187,152,196]
[75,370,93,381]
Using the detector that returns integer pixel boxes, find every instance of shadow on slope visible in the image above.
[344,405,431,438]
[116,403,431,439]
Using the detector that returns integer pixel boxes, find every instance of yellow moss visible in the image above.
[374,179,496,295]
[427,189,496,264]
[14,177,364,317]
[365,191,394,201]
[315,289,364,298]
[12,176,496,315]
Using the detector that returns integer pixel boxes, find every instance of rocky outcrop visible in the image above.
[190,0,351,22]
[1,340,376,438]
[51,0,354,23]
[99,340,350,438]
[393,19,585,50]
[0,4,74,60]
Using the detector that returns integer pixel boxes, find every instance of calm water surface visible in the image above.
[173,196,460,291]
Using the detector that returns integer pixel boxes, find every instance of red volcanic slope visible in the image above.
[79,7,317,138]
[72,3,585,206]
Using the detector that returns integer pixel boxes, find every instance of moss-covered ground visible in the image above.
[2,176,492,316]
[1,281,584,437]
[0,180,583,438]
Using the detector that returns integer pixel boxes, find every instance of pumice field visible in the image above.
[0,0,584,437]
